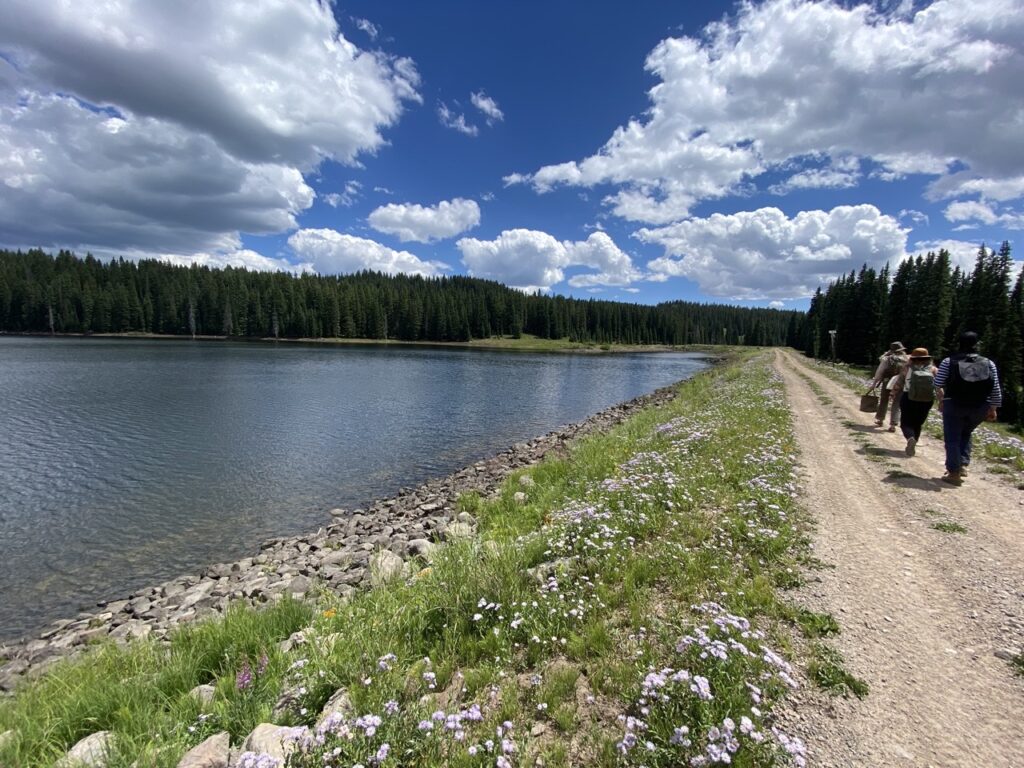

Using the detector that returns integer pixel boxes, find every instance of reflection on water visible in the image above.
[0,337,708,639]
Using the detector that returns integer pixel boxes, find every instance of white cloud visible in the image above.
[509,0,1024,223]
[288,229,448,277]
[368,198,480,242]
[0,0,420,258]
[944,199,1024,229]
[353,17,379,40]
[471,91,504,124]
[768,164,860,195]
[640,204,909,300]
[157,249,312,274]
[769,300,785,309]
[324,181,363,208]
[1,0,420,169]
[898,209,930,227]
[457,230,643,291]
[0,93,314,255]
[438,102,479,136]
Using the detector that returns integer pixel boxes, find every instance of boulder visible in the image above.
[369,550,406,587]
[176,731,229,768]
[512,491,528,505]
[240,724,297,762]
[55,731,114,767]
[406,539,436,560]
[188,684,216,707]
[315,688,354,729]
[442,522,474,541]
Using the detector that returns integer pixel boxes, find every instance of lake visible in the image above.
[0,336,708,640]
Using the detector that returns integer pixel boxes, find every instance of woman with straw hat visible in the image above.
[893,347,938,456]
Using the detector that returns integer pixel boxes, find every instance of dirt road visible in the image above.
[774,350,1024,767]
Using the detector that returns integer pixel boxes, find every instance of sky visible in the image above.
[1,0,1022,311]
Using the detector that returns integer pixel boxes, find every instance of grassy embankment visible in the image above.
[1,351,834,767]
[807,359,1024,482]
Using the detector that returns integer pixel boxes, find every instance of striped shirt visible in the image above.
[933,355,1002,407]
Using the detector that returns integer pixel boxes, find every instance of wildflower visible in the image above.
[322,608,336,618]
[384,700,399,715]
[236,660,253,691]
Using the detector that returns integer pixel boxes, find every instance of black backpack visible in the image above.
[945,353,994,404]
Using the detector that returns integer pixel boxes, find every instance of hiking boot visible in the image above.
[941,471,963,486]
[874,418,884,427]
[960,466,969,477]
[905,437,916,457]
[887,425,897,432]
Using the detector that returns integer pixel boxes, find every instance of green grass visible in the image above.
[931,521,968,534]
[0,352,822,767]
[1012,652,1024,677]
[808,644,869,698]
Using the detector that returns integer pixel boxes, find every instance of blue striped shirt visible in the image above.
[933,356,1002,407]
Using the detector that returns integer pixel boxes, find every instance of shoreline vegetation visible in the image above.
[0,330,711,355]
[0,350,835,767]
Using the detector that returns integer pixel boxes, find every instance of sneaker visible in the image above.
[887,425,897,432]
[941,471,963,486]
[905,437,916,457]
[874,419,884,427]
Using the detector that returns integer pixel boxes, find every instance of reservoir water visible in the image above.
[0,336,708,640]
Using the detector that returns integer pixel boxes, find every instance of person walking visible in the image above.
[933,331,1002,485]
[894,348,937,456]
[867,341,909,430]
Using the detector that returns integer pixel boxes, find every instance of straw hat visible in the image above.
[889,341,906,352]
[909,347,931,359]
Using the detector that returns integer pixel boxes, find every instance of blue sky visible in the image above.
[1,0,1022,310]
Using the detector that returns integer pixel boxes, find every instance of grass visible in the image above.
[0,352,819,767]
[807,644,869,699]
[931,521,968,534]
[1012,652,1024,678]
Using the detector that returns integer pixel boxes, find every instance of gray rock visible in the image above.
[994,647,1022,661]
[512,491,528,504]
[316,688,354,729]
[286,575,312,596]
[176,731,229,768]
[442,522,474,540]
[55,731,114,767]
[188,684,216,706]
[241,724,297,762]
[455,512,476,526]
[179,581,216,610]
[518,475,536,488]
[407,538,436,560]
[369,550,406,587]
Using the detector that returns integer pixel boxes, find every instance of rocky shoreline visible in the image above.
[0,378,691,692]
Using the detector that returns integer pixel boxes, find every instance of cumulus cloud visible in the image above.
[0,0,420,169]
[508,0,1024,223]
[899,209,930,227]
[0,93,314,255]
[639,204,909,300]
[0,0,420,259]
[911,239,996,273]
[157,249,312,274]
[368,198,480,242]
[288,229,448,277]
[944,199,1024,229]
[324,181,363,208]
[438,103,479,136]
[768,163,860,195]
[471,91,504,124]
[457,230,643,291]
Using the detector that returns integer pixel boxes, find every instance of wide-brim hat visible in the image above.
[909,347,931,359]
[889,341,906,352]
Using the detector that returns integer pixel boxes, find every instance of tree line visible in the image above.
[802,242,1023,423]
[0,249,801,349]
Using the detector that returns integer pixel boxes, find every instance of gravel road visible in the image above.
[774,349,1024,767]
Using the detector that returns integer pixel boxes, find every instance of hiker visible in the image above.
[933,331,1002,485]
[893,347,937,457]
[867,341,909,430]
